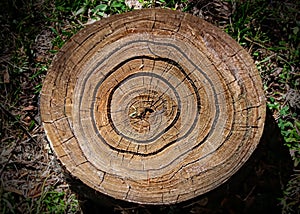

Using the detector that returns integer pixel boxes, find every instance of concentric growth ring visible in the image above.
[40,9,266,204]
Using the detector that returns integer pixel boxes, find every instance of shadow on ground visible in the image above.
[68,108,293,214]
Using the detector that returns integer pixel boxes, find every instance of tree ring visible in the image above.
[40,9,266,204]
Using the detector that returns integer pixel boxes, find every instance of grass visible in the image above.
[0,0,299,213]
[225,1,300,212]
[0,186,79,214]
[226,0,300,162]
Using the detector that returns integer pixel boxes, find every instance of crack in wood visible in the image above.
[40,9,266,205]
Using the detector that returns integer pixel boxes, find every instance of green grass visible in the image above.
[225,0,299,212]
[226,0,299,160]
[36,189,79,214]
[0,187,79,214]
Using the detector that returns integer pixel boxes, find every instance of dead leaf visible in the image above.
[0,68,10,83]
[4,186,23,196]
[125,0,142,9]
[4,68,10,83]
[23,105,35,111]
[271,67,283,77]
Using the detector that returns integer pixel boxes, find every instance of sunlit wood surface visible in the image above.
[40,8,266,204]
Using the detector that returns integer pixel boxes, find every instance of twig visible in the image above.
[243,185,256,201]
[244,37,292,67]
[35,172,54,214]
[0,137,20,177]
[244,36,268,50]
[0,57,23,70]
[0,103,39,145]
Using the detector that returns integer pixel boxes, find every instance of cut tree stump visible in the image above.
[40,8,266,205]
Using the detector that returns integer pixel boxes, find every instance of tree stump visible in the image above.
[40,8,266,205]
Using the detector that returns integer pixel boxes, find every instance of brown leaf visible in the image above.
[4,186,23,196]
[23,105,35,111]
[271,67,283,77]
[4,68,10,83]
[23,116,31,123]
[1,68,10,83]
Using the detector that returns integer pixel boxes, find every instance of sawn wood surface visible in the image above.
[40,8,266,204]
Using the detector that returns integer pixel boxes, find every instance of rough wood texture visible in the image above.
[40,8,266,205]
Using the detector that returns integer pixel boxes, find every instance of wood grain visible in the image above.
[40,8,266,204]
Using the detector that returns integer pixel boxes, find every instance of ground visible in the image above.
[0,0,299,213]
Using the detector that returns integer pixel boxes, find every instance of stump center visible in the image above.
[128,95,161,134]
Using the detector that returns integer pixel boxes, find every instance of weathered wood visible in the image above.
[40,8,266,205]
